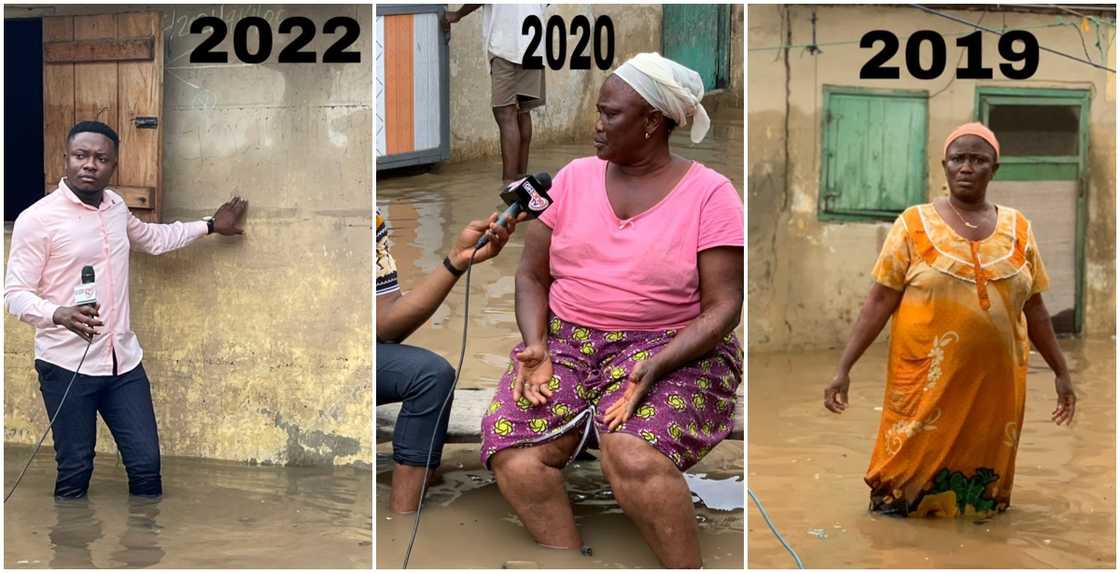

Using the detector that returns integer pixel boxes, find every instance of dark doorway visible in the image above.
[5,18,45,222]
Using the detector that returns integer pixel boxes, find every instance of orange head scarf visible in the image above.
[943,122,1000,159]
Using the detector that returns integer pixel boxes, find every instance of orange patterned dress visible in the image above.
[866,203,1049,517]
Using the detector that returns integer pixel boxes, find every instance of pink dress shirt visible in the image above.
[5,179,208,375]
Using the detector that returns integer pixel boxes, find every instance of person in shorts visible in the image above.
[444,4,546,184]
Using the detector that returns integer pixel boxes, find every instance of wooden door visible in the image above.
[979,88,1089,333]
[43,11,164,222]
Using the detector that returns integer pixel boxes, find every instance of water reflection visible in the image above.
[5,446,372,568]
[376,442,744,568]
[748,339,1115,568]
[48,499,103,568]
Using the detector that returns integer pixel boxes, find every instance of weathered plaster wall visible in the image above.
[729,4,745,108]
[443,4,663,161]
[4,5,372,466]
[748,5,1116,351]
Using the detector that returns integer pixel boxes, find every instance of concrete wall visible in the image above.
[443,4,744,161]
[4,4,373,466]
[748,5,1116,351]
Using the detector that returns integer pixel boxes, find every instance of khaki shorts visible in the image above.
[490,56,546,110]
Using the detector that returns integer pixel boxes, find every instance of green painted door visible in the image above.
[661,5,729,91]
[977,87,1089,334]
[820,89,928,219]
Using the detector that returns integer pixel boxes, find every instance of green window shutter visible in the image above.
[820,89,928,221]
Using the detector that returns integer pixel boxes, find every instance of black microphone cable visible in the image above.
[5,335,94,503]
[401,244,480,569]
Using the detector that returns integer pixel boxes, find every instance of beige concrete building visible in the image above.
[748,4,1116,351]
[4,5,372,466]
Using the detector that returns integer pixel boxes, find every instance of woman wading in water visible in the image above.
[824,122,1076,517]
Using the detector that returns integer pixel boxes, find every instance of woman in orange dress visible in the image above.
[823,123,1077,517]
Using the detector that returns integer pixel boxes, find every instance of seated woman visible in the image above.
[479,53,744,568]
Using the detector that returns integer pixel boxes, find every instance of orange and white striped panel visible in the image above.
[376,12,442,158]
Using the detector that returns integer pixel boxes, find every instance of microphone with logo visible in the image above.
[74,265,97,309]
[474,172,553,249]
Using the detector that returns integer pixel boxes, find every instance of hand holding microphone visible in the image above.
[52,265,102,341]
[449,212,527,269]
[447,173,554,270]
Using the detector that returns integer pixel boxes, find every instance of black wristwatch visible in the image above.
[443,255,465,277]
[203,216,215,235]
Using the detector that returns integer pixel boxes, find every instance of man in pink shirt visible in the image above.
[5,121,248,498]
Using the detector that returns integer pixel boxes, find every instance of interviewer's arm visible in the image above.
[376,213,516,344]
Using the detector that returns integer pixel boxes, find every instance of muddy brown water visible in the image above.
[375,442,743,568]
[376,103,744,568]
[4,445,372,568]
[748,338,1115,568]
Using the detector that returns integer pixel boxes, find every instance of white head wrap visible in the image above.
[611,52,711,144]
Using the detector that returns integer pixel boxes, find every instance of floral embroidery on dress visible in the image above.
[885,408,942,455]
[1003,421,1019,448]
[924,332,959,392]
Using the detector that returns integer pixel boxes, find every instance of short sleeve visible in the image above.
[871,216,912,291]
[1026,226,1050,295]
[537,162,572,230]
[698,182,744,251]
[376,210,400,296]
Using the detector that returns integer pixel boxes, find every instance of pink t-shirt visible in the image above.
[538,157,743,331]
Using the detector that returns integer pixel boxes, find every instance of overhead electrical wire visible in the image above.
[912,4,1116,73]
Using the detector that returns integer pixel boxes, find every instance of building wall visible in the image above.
[443,3,743,162]
[4,5,373,466]
[748,5,1116,351]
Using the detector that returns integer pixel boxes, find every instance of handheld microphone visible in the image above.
[475,172,554,249]
[7,265,97,503]
[73,265,97,307]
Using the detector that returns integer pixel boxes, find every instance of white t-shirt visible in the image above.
[482,4,545,64]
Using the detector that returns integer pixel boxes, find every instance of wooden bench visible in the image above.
[376,388,744,444]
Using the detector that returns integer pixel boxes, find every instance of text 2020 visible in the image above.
[521,15,615,71]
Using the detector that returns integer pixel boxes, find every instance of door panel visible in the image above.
[42,11,163,221]
[988,182,1078,332]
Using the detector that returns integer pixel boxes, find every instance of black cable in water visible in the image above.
[401,246,479,569]
[5,337,93,503]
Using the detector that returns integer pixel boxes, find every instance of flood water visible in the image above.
[4,445,372,568]
[747,338,1115,568]
[376,99,744,567]
[375,442,744,568]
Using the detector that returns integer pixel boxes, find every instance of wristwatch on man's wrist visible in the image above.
[203,216,215,235]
